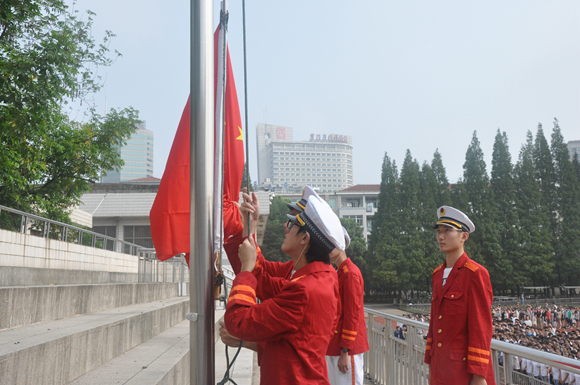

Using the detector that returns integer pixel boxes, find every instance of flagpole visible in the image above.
[190,0,214,383]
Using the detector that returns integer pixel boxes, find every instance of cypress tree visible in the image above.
[550,120,580,285]
[490,129,518,292]
[462,131,502,290]
[533,124,557,228]
[388,150,423,292]
[431,149,452,206]
[419,161,445,290]
[368,153,402,294]
[450,179,470,213]
[514,131,554,287]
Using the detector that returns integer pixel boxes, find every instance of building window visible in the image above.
[345,198,361,208]
[328,198,336,209]
[344,215,363,225]
[367,216,374,232]
[124,225,153,249]
[93,225,117,251]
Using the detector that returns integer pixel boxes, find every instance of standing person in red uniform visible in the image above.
[224,192,345,385]
[326,228,369,385]
[425,206,495,385]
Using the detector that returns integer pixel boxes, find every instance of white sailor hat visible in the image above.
[287,195,345,253]
[286,185,318,212]
[343,227,351,249]
[433,206,475,233]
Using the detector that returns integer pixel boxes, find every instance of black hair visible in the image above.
[297,227,331,264]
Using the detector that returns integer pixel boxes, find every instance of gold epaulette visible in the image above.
[464,261,479,272]
[433,264,444,274]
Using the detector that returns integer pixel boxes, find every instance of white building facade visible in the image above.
[256,123,353,193]
[568,140,580,161]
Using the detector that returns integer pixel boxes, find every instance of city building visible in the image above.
[255,123,353,193]
[275,184,380,241]
[568,140,580,161]
[101,123,154,183]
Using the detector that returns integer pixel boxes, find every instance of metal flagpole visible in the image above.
[190,0,214,384]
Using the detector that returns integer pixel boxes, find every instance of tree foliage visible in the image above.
[260,195,292,263]
[0,0,140,222]
[367,120,580,294]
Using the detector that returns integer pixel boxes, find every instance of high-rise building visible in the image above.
[568,140,580,161]
[256,123,353,193]
[101,123,154,183]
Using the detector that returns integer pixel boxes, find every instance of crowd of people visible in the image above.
[492,304,580,384]
[397,304,580,384]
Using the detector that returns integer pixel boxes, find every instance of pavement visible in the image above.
[214,308,258,385]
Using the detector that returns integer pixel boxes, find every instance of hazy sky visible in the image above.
[67,0,579,184]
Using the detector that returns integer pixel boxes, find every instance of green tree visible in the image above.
[490,129,518,291]
[418,161,445,289]
[533,124,557,228]
[260,195,292,263]
[0,0,140,222]
[367,153,402,294]
[395,150,424,291]
[550,120,580,285]
[513,131,554,287]
[462,131,502,290]
[431,149,452,206]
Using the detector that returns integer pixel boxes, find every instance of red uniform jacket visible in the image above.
[224,232,340,384]
[225,262,339,385]
[424,253,495,385]
[326,258,369,356]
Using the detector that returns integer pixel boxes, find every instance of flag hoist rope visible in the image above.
[217,0,251,383]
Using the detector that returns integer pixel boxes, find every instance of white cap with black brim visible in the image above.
[286,185,318,212]
[433,206,475,234]
[287,195,345,253]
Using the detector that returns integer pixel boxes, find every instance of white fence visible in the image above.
[364,308,580,385]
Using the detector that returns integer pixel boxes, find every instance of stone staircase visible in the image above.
[0,278,190,385]
[0,275,260,385]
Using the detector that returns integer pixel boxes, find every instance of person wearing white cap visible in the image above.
[325,227,369,385]
[223,187,345,385]
[424,206,495,385]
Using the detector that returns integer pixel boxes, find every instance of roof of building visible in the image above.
[125,177,161,184]
[79,193,157,217]
[338,184,381,193]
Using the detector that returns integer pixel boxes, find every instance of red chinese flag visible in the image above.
[150,26,244,265]
[149,97,191,262]
[216,36,244,241]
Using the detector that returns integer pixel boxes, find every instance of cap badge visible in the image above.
[440,207,446,216]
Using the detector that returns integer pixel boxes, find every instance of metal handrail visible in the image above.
[364,307,580,385]
[0,205,189,286]
[0,204,144,255]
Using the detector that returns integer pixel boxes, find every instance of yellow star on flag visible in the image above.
[236,126,243,141]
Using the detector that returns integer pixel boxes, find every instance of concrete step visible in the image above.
[68,320,190,385]
[0,296,188,385]
[0,265,138,286]
[0,282,187,330]
[67,309,258,385]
